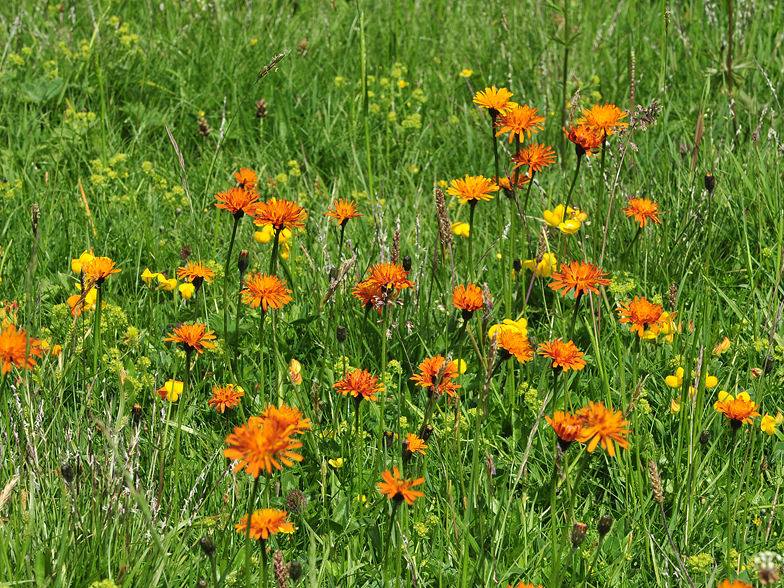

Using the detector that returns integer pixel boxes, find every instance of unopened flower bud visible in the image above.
[289,561,303,581]
[704,173,715,193]
[132,403,142,426]
[421,423,435,441]
[238,250,249,273]
[61,462,74,484]
[513,259,522,272]
[199,536,215,557]
[764,355,775,375]
[402,255,412,272]
[571,522,587,548]
[597,514,613,537]
[196,579,208,588]
[383,429,395,448]
[699,430,711,446]
[336,325,347,344]
[329,267,339,282]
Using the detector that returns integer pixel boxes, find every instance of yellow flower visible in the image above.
[543,204,565,227]
[567,207,588,222]
[157,275,177,291]
[670,397,681,414]
[254,225,292,245]
[179,283,195,299]
[451,222,470,238]
[459,69,473,78]
[328,457,344,468]
[397,79,408,89]
[456,359,467,374]
[524,253,556,278]
[280,242,290,261]
[438,180,448,189]
[71,250,95,273]
[659,311,678,343]
[713,336,731,356]
[665,367,684,388]
[761,414,780,436]
[558,219,581,234]
[488,317,528,339]
[157,379,184,402]
[141,268,157,284]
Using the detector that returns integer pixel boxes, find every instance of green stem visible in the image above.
[223,215,241,353]
[468,203,477,283]
[91,286,104,388]
[355,398,363,508]
[235,272,246,351]
[594,135,607,261]
[569,294,582,342]
[245,476,262,588]
[337,223,347,263]
[559,0,570,166]
[550,459,561,588]
[565,155,582,208]
[174,348,192,473]
[725,430,738,578]
[269,228,282,276]
[583,535,605,588]
[383,500,401,568]
[260,538,268,588]
[259,311,267,405]
[522,169,536,216]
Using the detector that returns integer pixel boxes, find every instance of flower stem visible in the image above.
[245,476,261,588]
[725,430,738,579]
[337,223,347,263]
[594,135,607,261]
[91,286,104,388]
[565,155,582,208]
[223,215,241,354]
[269,227,282,276]
[549,456,561,588]
[468,202,477,283]
[355,398,363,510]
[259,538,268,588]
[235,273,246,351]
[569,294,582,342]
[259,311,267,405]
[173,348,192,474]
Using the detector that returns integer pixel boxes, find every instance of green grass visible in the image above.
[1,0,784,587]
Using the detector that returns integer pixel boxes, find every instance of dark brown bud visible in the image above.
[383,429,395,448]
[704,173,715,193]
[571,522,587,548]
[421,423,435,441]
[199,536,215,557]
[597,514,613,537]
[336,325,347,344]
[289,561,303,581]
[132,403,142,426]
[255,99,269,118]
[461,309,474,323]
[402,255,412,272]
[764,355,775,375]
[699,430,711,446]
[238,250,249,274]
[513,259,522,272]
[61,462,74,484]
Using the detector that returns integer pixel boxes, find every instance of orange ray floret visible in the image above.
[325,199,362,226]
[511,144,556,173]
[208,384,244,413]
[378,466,425,505]
[252,198,307,231]
[496,329,534,364]
[452,283,485,314]
[537,338,586,372]
[495,174,531,191]
[164,322,217,354]
[616,296,664,337]
[224,417,303,477]
[446,174,500,204]
[235,508,294,540]
[508,583,544,588]
[82,256,122,286]
[214,187,259,218]
[258,403,312,435]
[563,124,603,157]
[577,401,631,457]
[717,580,752,588]
[177,261,215,285]
[549,260,611,298]
[240,273,293,311]
[234,167,259,191]
[333,368,384,402]
[0,324,43,374]
[352,279,384,311]
[495,104,546,144]
[472,86,517,115]
[410,355,461,398]
[577,103,629,137]
[714,393,760,428]
[364,262,415,295]
[622,197,661,228]
[404,432,428,456]
[545,411,585,445]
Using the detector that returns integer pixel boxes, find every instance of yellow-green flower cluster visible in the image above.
[608,272,636,298]
[0,178,24,204]
[288,159,301,177]
[518,381,543,413]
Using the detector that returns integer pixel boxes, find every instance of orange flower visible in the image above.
[717,580,752,588]
[452,284,485,315]
[577,103,629,137]
[404,432,428,456]
[224,417,303,477]
[364,262,415,295]
[333,368,384,402]
[537,338,586,372]
[616,296,664,338]
[214,187,259,218]
[622,198,661,228]
[508,583,544,588]
[258,403,312,436]
[325,199,362,226]
[577,401,631,457]
[410,355,461,398]
[208,384,244,413]
[240,273,292,311]
[177,262,215,286]
[511,144,556,173]
[713,336,731,356]
[0,324,43,374]
[352,279,384,311]
[472,86,517,115]
[252,198,307,231]
[546,411,585,446]
[496,328,534,364]
[563,124,603,157]
[495,104,546,144]
[714,391,760,428]
[234,167,259,191]
[164,322,217,354]
[549,260,611,298]
[494,174,531,191]
[378,466,425,505]
[235,508,294,540]
[82,256,122,286]
[446,174,499,204]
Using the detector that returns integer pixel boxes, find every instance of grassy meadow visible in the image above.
[1,0,784,587]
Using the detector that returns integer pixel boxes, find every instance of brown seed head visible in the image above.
[649,460,664,505]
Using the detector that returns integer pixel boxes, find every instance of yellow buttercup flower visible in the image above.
[524,253,556,278]
[761,413,781,436]
[543,204,565,227]
[665,367,684,388]
[71,250,95,273]
[179,283,195,299]
[328,457,344,468]
[558,219,581,234]
[567,207,588,222]
[459,69,473,78]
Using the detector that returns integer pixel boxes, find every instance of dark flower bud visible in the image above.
[132,403,142,426]
[336,325,347,344]
[286,489,307,514]
[513,259,522,272]
[461,309,474,323]
[383,429,395,448]
[175,207,182,217]
[764,355,775,376]
[699,430,711,446]
[61,462,74,484]
[197,579,208,588]
[421,424,435,441]
[199,536,215,557]
[571,522,587,548]
[704,173,715,193]
[402,441,412,462]
[180,245,192,261]
[289,561,303,581]
[402,255,412,272]
[597,514,613,537]
[238,250,249,274]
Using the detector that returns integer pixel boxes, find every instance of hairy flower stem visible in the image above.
[658,502,697,588]
[245,475,262,588]
[173,348,192,474]
[492,113,502,243]
[258,311,267,405]
[582,534,605,588]
[355,398,363,512]
[91,286,104,389]
[223,215,241,355]
[565,155,582,208]
[259,538,268,588]
[594,135,607,261]
[559,0,570,166]
[235,271,247,351]
[549,457,562,588]
[269,227,282,276]
[725,430,738,579]
[382,500,401,573]
[337,223,347,263]
[468,202,477,283]
[569,295,582,342]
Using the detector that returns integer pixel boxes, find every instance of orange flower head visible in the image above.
[241,273,293,312]
[577,401,631,457]
[333,368,384,402]
[208,384,244,413]
[164,322,217,354]
[224,417,303,477]
[234,167,259,190]
[0,324,43,374]
[563,124,604,157]
[549,260,611,299]
[546,411,585,448]
[495,104,546,144]
[258,403,312,436]
[378,466,425,505]
[623,197,661,228]
[177,262,215,288]
[446,174,500,204]
[717,580,752,588]
[537,338,586,372]
[512,144,556,173]
[214,187,259,219]
[577,103,629,137]
[82,256,122,287]
[508,583,544,588]
[496,329,534,364]
[472,86,517,115]
[494,174,531,192]
[410,355,461,398]
[714,392,760,429]
[325,199,362,226]
[364,262,415,296]
[352,279,384,312]
[616,296,664,338]
[235,508,294,540]
[252,197,307,231]
[404,432,428,456]
[452,284,485,317]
